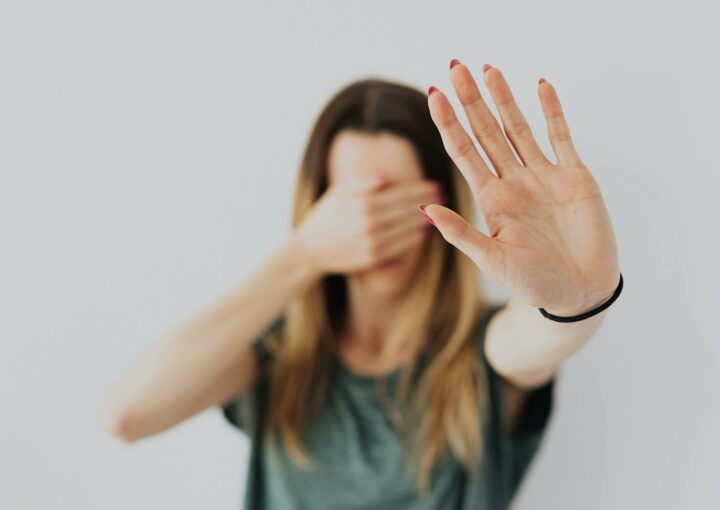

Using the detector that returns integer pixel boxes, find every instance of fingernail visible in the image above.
[482,63,492,72]
[427,86,438,96]
[539,77,547,84]
[450,58,461,70]
[418,204,436,226]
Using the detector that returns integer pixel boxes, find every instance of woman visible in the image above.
[101,60,621,509]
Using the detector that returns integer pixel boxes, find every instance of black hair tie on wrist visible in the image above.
[538,272,623,323]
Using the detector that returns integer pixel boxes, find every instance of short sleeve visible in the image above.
[220,315,285,432]
[477,303,555,494]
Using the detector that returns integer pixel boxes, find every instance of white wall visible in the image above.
[2,1,719,508]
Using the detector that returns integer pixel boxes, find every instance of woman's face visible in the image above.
[327,130,430,299]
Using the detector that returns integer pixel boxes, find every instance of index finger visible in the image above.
[369,178,443,210]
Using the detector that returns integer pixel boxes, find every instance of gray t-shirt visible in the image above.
[221,304,554,509]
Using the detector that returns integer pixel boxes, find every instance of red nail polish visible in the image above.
[539,77,547,84]
[450,58,461,69]
[418,204,436,226]
[427,86,438,96]
[482,64,492,72]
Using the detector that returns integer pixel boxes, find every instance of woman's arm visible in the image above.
[422,61,621,410]
[485,292,613,390]
[484,294,613,432]
[100,172,439,442]
[99,236,319,442]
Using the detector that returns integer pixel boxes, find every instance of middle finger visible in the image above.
[482,66,550,168]
[449,61,520,174]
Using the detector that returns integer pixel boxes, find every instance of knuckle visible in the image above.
[505,119,530,138]
[437,115,457,131]
[472,121,501,141]
[365,238,381,260]
[450,138,475,160]
[527,153,551,169]
[551,129,572,144]
[438,119,457,133]
[361,217,380,235]
[454,218,469,240]
[357,198,373,218]
[463,92,484,109]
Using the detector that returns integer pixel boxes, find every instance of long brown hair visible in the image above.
[264,78,491,491]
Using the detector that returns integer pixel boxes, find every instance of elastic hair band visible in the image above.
[538,272,623,323]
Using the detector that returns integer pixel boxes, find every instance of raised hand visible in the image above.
[294,172,442,276]
[421,62,620,316]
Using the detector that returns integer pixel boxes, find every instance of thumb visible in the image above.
[419,204,500,276]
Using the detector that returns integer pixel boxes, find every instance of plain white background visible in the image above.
[2,1,719,508]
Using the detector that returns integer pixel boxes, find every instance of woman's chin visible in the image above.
[357,259,413,297]
[372,256,403,271]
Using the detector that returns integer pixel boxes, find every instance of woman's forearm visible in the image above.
[484,293,613,388]
[100,235,319,442]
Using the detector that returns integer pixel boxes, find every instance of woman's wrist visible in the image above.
[541,272,622,318]
[542,293,612,318]
[283,233,324,285]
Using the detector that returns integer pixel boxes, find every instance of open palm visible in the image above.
[422,62,620,316]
